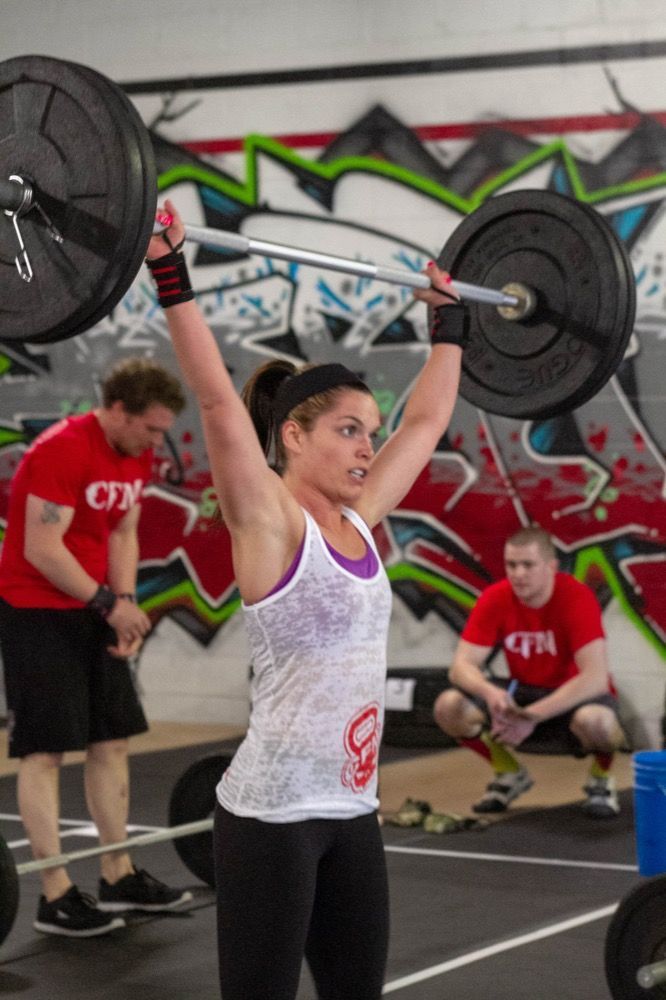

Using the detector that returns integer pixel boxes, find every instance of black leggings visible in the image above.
[213,804,389,1000]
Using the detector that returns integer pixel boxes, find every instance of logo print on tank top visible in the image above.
[341,702,380,792]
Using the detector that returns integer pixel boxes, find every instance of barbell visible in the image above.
[0,55,636,419]
[0,750,233,948]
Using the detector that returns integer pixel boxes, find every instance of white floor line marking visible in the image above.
[2,812,162,830]
[382,903,619,993]
[5,820,162,850]
[385,844,637,872]
[2,813,97,826]
[8,828,98,849]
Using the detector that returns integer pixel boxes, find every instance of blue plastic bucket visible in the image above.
[633,750,666,876]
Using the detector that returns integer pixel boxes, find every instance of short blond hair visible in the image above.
[505,526,556,560]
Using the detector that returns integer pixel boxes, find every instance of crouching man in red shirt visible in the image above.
[434,527,627,819]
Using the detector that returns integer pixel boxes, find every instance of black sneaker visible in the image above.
[34,885,126,937]
[97,867,193,912]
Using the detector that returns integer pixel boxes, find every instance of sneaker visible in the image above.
[97,867,193,912]
[582,775,620,818]
[472,768,534,813]
[34,885,125,937]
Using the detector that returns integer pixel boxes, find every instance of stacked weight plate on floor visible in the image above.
[436,190,636,419]
[0,54,156,344]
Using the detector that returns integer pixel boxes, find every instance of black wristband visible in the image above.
[86,585,117,619]
[146,250,194,309]
[431,302,470,348]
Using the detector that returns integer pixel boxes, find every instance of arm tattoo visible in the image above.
[40,502,63,524]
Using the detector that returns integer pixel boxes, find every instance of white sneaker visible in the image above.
[582,775,620,818]
[472,768,534,813]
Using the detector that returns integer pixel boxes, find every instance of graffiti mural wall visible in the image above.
[1,57,664,743]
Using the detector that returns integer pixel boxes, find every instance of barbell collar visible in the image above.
[496,281,538,321]
[154,222,523,309]
[636,959,666,989]
[1,175,33,216]
[16,818,213,875]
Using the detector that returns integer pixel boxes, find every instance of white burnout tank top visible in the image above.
[216,507,392,822]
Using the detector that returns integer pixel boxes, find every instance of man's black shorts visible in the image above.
[0,598,148,758]
[462,677,623,756]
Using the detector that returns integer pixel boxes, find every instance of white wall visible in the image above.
[5,1,666,77]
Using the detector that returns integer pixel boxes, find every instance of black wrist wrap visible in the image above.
[431,302,470,348]
[87,585,117,619]
[146,251,194,309]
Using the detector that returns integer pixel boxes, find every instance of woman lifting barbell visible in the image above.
[146,199,467,1000]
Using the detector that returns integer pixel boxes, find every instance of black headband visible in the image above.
[273,363,369,426]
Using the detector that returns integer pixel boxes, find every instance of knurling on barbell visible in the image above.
[0,54,636,419]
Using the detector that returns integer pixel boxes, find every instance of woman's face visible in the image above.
[285,389,381,502]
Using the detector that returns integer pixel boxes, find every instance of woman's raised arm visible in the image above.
[146,201,292,536]
[357,262,466,527]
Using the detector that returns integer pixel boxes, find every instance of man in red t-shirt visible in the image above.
[433,527,626,819]
[0,358,192,936]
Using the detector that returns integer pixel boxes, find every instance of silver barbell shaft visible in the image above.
[160,222,521,309]
[0,176,522,308]
[16,818,213,875]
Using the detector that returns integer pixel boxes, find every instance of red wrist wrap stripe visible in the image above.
[146,251,194,308]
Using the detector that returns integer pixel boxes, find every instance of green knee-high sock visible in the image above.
[481,730,521,774]
[459,730,521,774]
